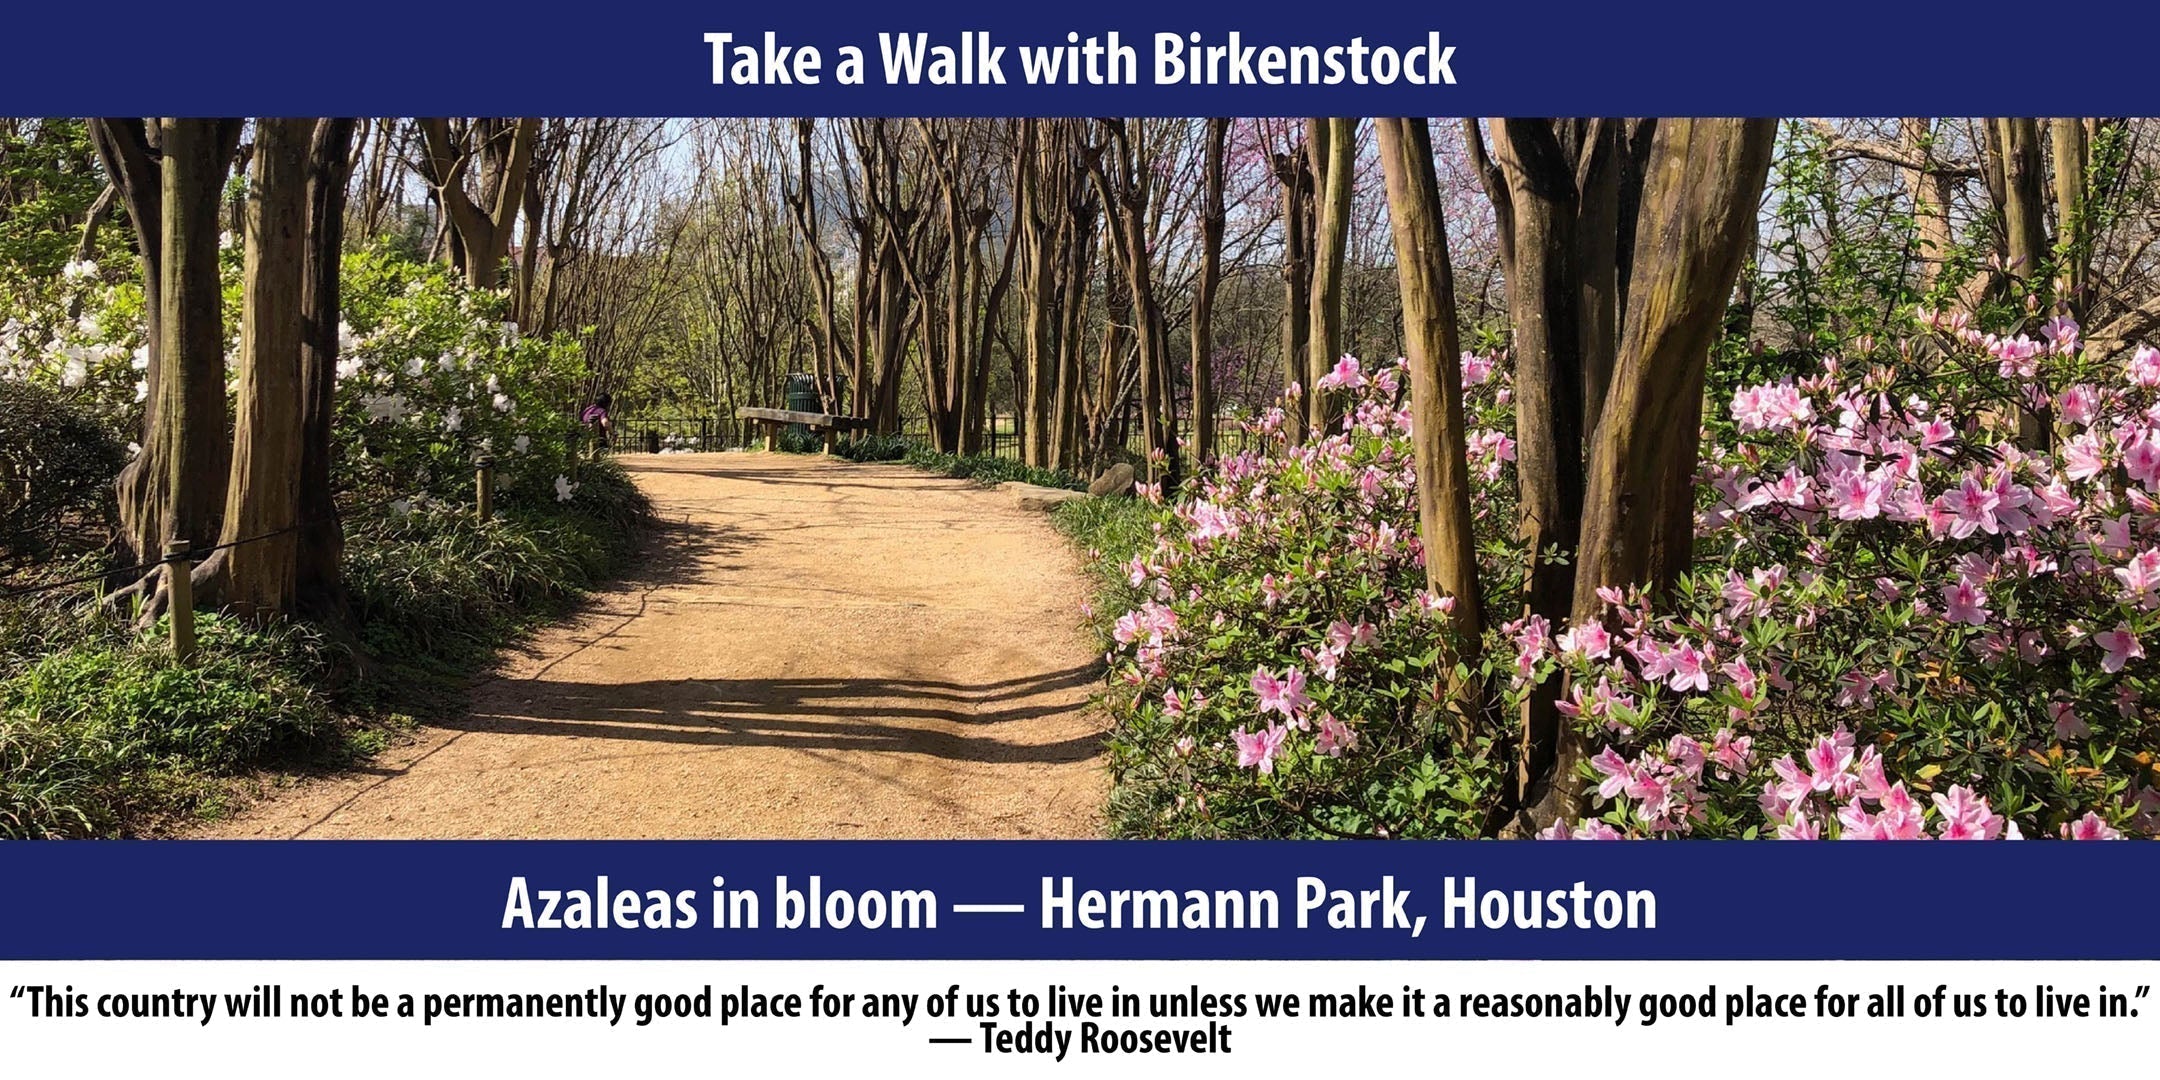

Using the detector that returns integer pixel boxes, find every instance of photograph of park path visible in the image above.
[3,117,2158,842]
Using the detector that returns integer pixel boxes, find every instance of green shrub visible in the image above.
[772,426,824,454]
[345,456,649,669]
[0,381,122,568]
[833,432,914,462]
[903,447,1085,490]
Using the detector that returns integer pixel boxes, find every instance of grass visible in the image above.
[1048,494,1173,839]
[0,457,651,838]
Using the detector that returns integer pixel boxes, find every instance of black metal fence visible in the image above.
[616,414,1263,460]
[611,416,746,454]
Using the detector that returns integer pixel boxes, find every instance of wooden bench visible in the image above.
[734,407,872,454]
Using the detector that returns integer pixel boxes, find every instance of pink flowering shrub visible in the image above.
[1523,311,2152,840]
[1094,356,1515,838]
[1098,316,2154,841]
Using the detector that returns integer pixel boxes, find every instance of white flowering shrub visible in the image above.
[335,251,587,512]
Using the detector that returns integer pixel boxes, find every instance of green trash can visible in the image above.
[783,373,821,445]
[784,373,822,415]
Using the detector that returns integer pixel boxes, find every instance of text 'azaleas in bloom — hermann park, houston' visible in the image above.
[496,874,1655,938]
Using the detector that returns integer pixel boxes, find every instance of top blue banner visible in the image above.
[9,1,2159,116]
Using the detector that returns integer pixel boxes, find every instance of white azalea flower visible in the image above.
[59,355,88,388]
[362,393,409,422]
[554,474,577,502]
[133,379,147,402]
[513,435,530,453]
[61,259,98,282]
[442,406,462,433]
[336,356,365,380]
[492,393,513,414]
[404,357,425,377]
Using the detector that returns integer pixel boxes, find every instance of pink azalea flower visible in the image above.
[1768,755,1812,809]
[1931,785,2004,840]
[1867,783,1927,839]
[1805,736,1854,792]
[1558,620,1612,660]
[1852,747,1892,802]
[2114,548,2160,605]
[2059,383,2100,426]
[1299,644,1341,683]
[1460,352,1495,386]
[2124,433,2160,490]
[2096,624,2145,673]
[1250,666,1312,720]
[1915,418,1956,451]
[1315,715,1358,757]
[2130,345,2160,389]
[1665,640,1711,692]
[1775,811,1822,840]
[1709,728,1753,776]
[1824,466,1887,520]
[1231,723,1289,774]
[2063,811,2124,840]
[1938,473,2002,538]
[1539,817,1624,840]
[1941,579,1990,627]
[1316,355,1365,390]
[1589,746,1633,801]
[1721,656,1759,703]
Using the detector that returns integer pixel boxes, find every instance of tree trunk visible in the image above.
[2050,118,2091,321]
[1092,120,1176,489]
[1375,118,1485,736]
[1190,118,1228,468]
[1275,148,1313,444]
[1053,200,1093,471]
[417,118,539,291]
[115,119,241,582]
[198,118,311,617]
[1537,117,1774,826]
[297,119,358,619]
[87,119,164,569]
[1481,119,1609,808]
[1987,118,2051,446]
[1307,118,1355,436]
[1491,121,1588,641]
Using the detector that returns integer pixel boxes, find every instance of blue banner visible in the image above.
[0,840,2146,961]
[6,1,2159,116]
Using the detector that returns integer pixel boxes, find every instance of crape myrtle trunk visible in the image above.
[1374,119,1486,741]
[197,118,314,617]
[94,119,243,585]
[1527,117,1775,827]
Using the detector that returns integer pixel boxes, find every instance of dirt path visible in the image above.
[198,452,1109,839]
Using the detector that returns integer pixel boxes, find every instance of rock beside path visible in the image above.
[1001,481,1088,512]
[1088,462,1136,498]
